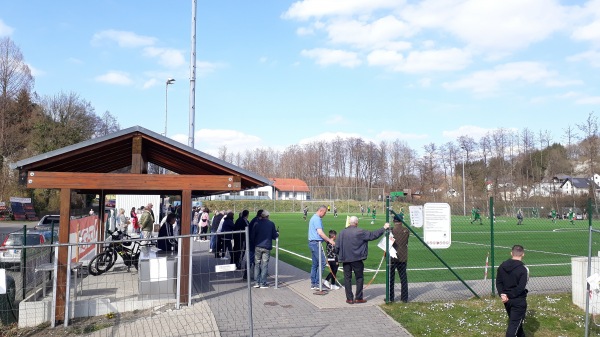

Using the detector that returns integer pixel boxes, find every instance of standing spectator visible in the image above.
[244,210,263,281]
[130,207,139,234]
[233,210,249,269]
[303,206,308,221]
[116,208,128,232]
[516,209,523,225]
[323,230,340,290]
[191,207,200,241]
[308,205,333,290]
[389,215,409,303]
[220,211,235,261]
[496,245,529,337]
[360,205,364,216]
[199,207,210,240]
[336,216,389,304]
[157,213,177,252]
[333,206,338,218]
[209,210,224,253]
[252,210,279,288]
[139,203,155,240]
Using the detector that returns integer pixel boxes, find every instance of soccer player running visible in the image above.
[551,208,557,224]
[496,245,529,337]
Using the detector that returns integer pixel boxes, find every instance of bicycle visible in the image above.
[88,229,145,276]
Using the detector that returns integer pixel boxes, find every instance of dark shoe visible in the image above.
[346,299,354,304]
[355,299,367,304]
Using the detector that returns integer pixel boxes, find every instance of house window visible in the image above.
[230,192,240,196]
[244,191,254,196]
[258,191,268,197]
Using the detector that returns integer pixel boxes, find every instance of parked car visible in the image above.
[0,230,55,269]
[34,214,60,231]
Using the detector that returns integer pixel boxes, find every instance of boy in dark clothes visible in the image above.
[323,230,340,290]
[496,245,529,337]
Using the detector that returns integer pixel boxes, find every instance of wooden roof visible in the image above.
[11,125,271,196]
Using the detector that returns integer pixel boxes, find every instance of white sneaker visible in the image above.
[331,284,340,290]
[323,280,331,289]
[254,284,260,288]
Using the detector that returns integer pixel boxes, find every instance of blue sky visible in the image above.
[2,0,600,156]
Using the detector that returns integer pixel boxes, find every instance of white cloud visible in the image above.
[0,19,14,36]
[259,56,268,63]
[402,0,567,55]
[576,95,600,104]
[283,0,399,21]
[443,62,555,94]
[143,47,186,68]
[545,79,583,87]
[95,71,133,85]
[418,78,431,87]
[186,129,264,155]
[299,131,363,144]
[301,48,361,68]
[142,78,158,89]
[442,125,496,140]
[91,30,156,48]
[368,48,471,73]
[325,16,415,50]
[568,50,600,68]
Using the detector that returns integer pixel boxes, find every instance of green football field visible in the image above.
[267,211,593,284]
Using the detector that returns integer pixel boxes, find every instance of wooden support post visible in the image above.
[180,189,191,305]
[55,188,71,323]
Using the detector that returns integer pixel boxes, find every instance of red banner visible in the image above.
[69,215,98,262]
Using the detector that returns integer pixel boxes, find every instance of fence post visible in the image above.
[245,225,254,337]
[176,237,182,310]
[188,234,193,307]
[21,225,26,300]
[275,237,279,289]
[64,245,72,327]
[490,196,495,297]
[585,197,593,337]
[385,195,390,303]
[51,244,58,328]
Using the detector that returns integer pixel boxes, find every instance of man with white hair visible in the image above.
[337,216,389,304]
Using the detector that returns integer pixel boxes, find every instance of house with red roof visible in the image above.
[207,177,310,200]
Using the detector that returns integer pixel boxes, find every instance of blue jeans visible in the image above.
[191,224,199,235]
[254,247,270,285]
[309,241,325,286]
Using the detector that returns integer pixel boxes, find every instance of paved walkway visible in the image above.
[82,240,412,337]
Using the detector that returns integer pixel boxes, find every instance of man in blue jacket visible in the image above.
[337,216,389,304]
[496,245,529,337]
[252,210,279,288]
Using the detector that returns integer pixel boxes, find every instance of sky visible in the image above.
[2,0,600,157]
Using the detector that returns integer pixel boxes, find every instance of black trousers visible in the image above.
[325,260,338,283]
[389,261,408,302]
[504,297,527,337]
[343,260,364,301]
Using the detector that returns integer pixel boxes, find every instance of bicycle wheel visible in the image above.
[89,251,116,276]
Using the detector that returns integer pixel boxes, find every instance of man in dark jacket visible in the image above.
[337,216,389,304]
[389,215,409,302]
[251,210,278,288]
[233,210,249,269]
[210,210,224,254]
[219,211,235,260]
[496,245,529,337]
[244,210,263,280]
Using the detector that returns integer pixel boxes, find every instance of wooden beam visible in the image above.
[55,188,71,323]
[179,189,191,305]
[131,136,146,174]
[26,172,240,191]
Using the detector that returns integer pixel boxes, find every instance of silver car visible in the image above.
[0,230,54,268]
[34,214,60,231]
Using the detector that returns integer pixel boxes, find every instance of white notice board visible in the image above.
[423,203,451,249]
[408,205,423,228]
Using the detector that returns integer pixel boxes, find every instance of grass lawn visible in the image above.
[269,210,592,285]
[381,292,594,337]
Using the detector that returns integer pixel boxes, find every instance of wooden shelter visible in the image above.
[10,126,271,323]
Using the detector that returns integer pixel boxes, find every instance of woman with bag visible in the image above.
[117,208,129,232]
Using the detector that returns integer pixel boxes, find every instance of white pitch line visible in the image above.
[453,240,579,257]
